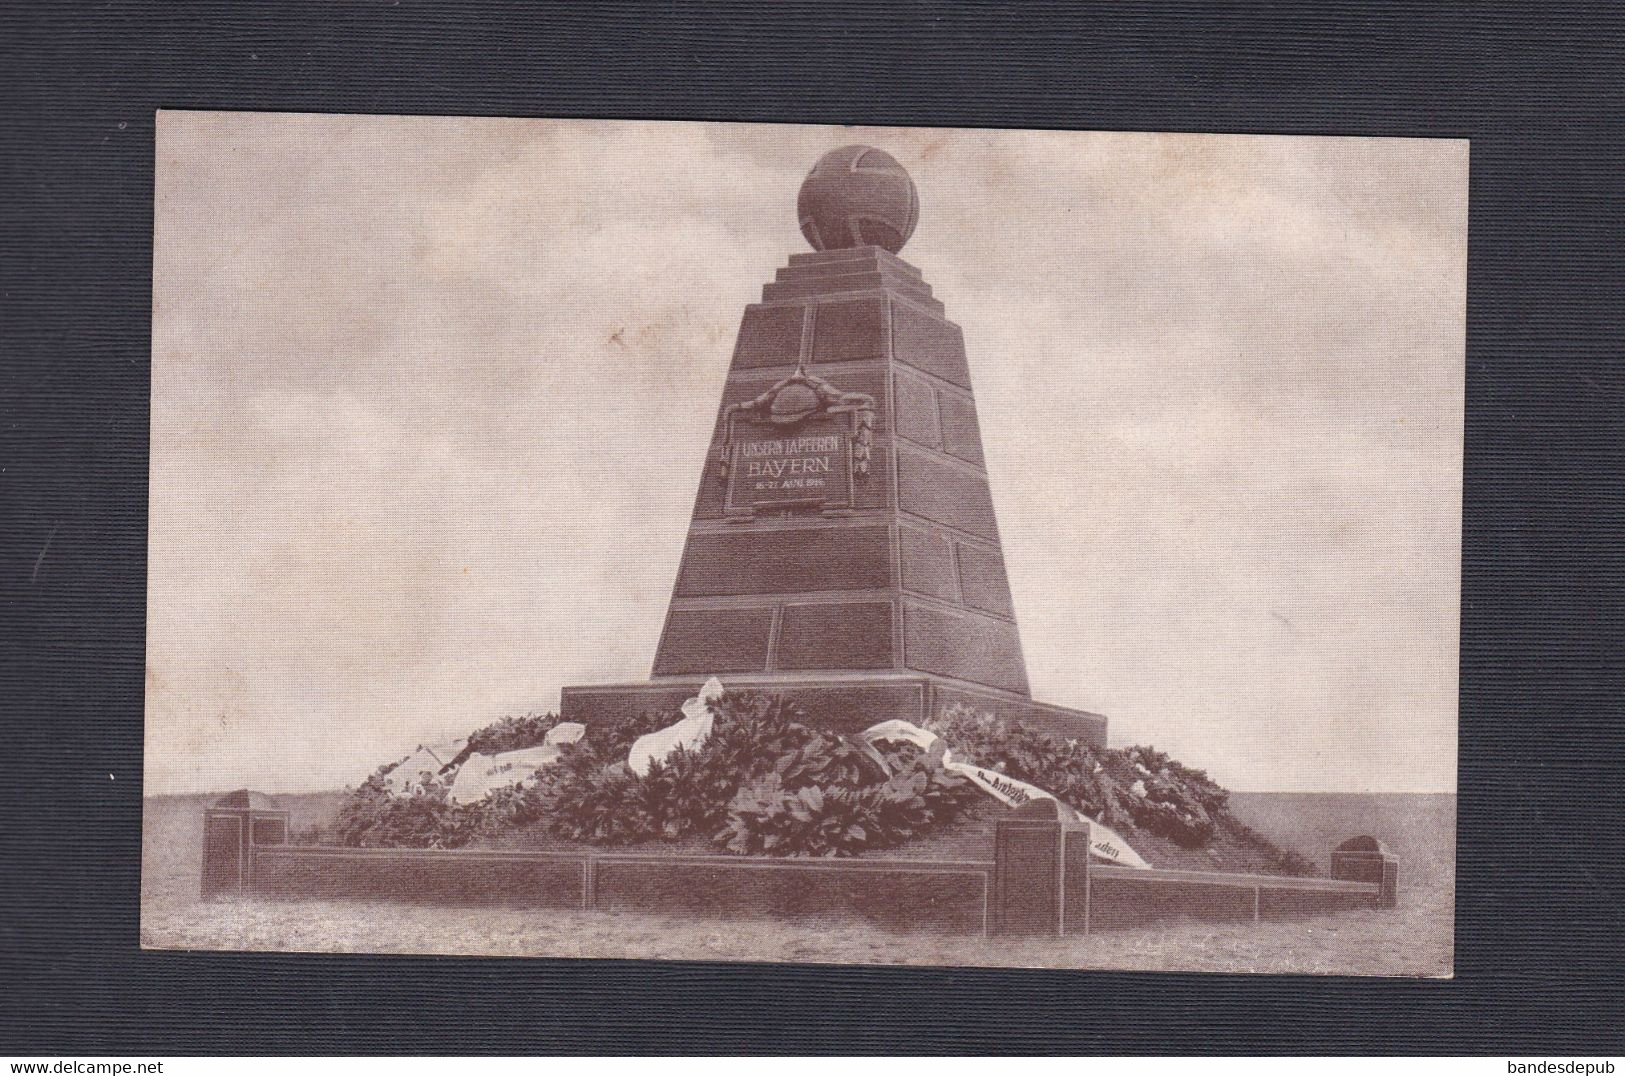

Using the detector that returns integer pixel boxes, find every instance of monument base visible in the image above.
[558,672,1108,748]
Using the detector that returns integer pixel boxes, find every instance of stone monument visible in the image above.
[560,146,1106,744]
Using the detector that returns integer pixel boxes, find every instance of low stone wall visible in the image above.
[1082,866,1381,932]
[996,802,1397,936]
[253,846,591,909]
[249,844,993,934]
[202,796,1394,937]
[591,853,991,933]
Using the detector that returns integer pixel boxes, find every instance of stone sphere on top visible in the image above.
[796,145,919,255]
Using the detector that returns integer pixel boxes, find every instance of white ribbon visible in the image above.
[861,719,1150,869]
[627,676,725,776]
[383,738,466,796]
[447,743,563,805]
[545,721,586,746]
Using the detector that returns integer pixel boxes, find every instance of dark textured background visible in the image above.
[3,0,1623,1055]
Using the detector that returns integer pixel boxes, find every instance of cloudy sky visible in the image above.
[146,112,1466,795]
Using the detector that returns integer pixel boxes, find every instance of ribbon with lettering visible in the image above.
[861,719,1151,869]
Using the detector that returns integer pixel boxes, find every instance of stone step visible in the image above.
[560,674,1105,746]
[769,267,934,301]
[761,270,936,305]
[776,253,921,282]
[787,245,924,280]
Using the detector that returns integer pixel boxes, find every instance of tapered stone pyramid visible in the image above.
[561,147,1105,744]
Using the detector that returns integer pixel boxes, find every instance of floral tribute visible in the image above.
[329,692,1313,874]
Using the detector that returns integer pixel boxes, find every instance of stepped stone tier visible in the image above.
[560,147,1105,746]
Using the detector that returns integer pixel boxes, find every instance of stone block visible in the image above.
[759,680,928,730]
[653,607,773,675]
[731,304,807,370]
[672,525,894,597]
[955,541,1016,619]
[892,302,970,387]
[903,600,1030,695]
[899,524,959,602]
[893,371,942,449]
[559,683,699,725]
[936,390,985,465]
[896,445,1001,540]
[775,600,896,670]
[810,298,890,363]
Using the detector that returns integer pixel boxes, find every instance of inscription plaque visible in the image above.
[725,414,853,511]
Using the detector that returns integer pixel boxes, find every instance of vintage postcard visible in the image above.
[143,112,1464,975]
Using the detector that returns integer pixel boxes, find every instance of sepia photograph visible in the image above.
[141,112,1465,976]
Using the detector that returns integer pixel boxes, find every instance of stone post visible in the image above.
[1330,835,1399,908]
[992,799,1067,935]
[200,790,289,898]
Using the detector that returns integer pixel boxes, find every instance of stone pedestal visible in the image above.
[561,243,1106,741]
